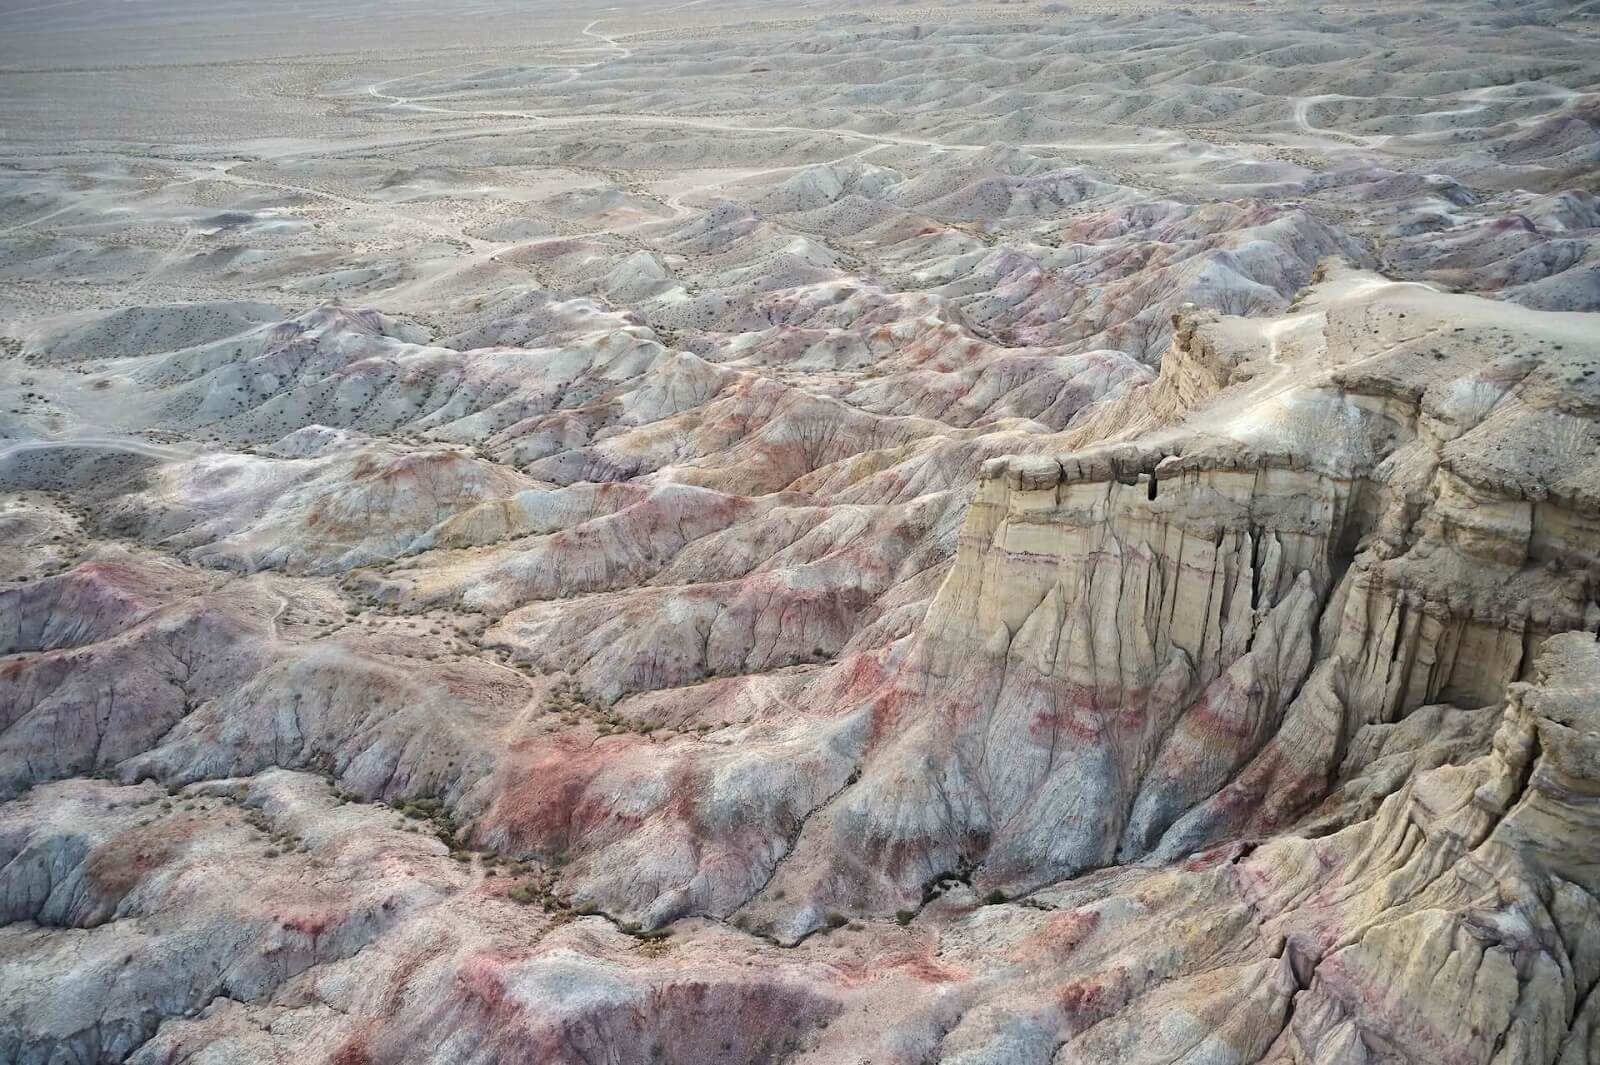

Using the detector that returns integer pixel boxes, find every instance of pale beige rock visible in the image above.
[2,0,1600,1055]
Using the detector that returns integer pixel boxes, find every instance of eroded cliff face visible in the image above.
[3,266,1600,1065]
[737,264,1600,943]
[4,635,1597,1065]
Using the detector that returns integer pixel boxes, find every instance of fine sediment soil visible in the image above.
[2,1,1600,1062]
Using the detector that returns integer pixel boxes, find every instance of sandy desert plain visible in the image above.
[2,0,1600,1062]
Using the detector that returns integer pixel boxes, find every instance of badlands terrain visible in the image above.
[3,0,1600,1062]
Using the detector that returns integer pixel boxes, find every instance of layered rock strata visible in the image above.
[740,263,1600,940]
[2,267,1599,1064]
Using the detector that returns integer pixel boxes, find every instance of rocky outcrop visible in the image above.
[3,633,1596,1065]
[739,263,1600,938]
[7,0,1600,1048]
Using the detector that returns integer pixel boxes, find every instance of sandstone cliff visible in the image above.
[3,266,1598,1065]
[734,264,1600,943]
